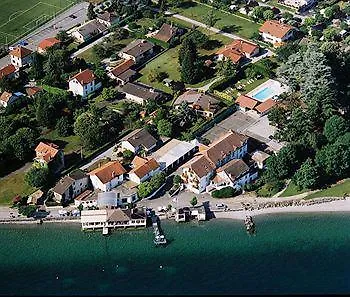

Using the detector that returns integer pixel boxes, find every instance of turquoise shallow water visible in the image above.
[1,213,350,295]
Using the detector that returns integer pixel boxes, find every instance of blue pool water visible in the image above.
[252,87,274,102]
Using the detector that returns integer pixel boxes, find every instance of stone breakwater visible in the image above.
[241,196,347,211]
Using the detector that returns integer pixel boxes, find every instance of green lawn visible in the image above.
[0,171,36,205]
[0,0,74,45]
[175,1,260,39]
[305,180,350,200]
[217,77,269,98]
[279,181,309,197]
[42,130,82,155]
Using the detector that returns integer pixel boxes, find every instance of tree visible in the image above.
[7,128,38,161]
[56,117,73,137]
[263,9,274,20]
[217,59,237,78]
[113,27,129,40]
[56,31,71,43]
[323,115,348,143]
[74,112,105,149]
[190,196,197,207]
[147,69,167,82]
[87,3,96,20]
[292,158,320,190]
[203,9,218,28]
[157,119,173,137]
[185,30,209,49]
[35,97,56,128]
[29,52,44,80]
[179,38,201,84]
[173,175,182,185]
[25,166,49,188]
[252,6,266,21]
[100,87,120,101]
[122,149,133,160]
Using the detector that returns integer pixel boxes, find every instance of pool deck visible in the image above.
[247,79,289,101]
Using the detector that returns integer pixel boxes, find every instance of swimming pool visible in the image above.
[252,87,274,102]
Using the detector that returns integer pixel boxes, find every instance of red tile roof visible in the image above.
[25,86,42,97]
[236,95,259,109]
[0,91,14,103]
[259,20,294,39]
[130,158,159,179]
[110,59,134,77]
[35,142,60,163]
[217,39,259,63]
[88,161,126,184]
[38,37,61,51]
[9,46,32,58]
[255,98,277,114]
[0,64,16,79]
[70,69,95,85]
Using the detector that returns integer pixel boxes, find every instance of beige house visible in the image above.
[259,20,295,45]
[34,142,65,173]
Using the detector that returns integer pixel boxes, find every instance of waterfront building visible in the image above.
[128,156,161,184]
[80,207,147,231]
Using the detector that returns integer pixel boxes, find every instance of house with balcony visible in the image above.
[181,130,249,193]
[259,20,296,46]
[128,156,161,184]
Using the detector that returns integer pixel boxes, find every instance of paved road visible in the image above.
[0,2,88,67]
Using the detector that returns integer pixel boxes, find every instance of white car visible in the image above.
[216,203,227,209]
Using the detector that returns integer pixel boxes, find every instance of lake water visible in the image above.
[1,213,350,295]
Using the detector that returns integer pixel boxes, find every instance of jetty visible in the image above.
[244,215,255,234]
[151,215,167,246]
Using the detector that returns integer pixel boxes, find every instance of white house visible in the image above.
[121,128,158,153]
[52,169,90,203]
[9,46,33,68]
[281,0,316,11]
[181,155,216,194]
[181,130,249,193]
[88,161,126,192]
[208,159,258,192]
[259,20,295,45]
[68,69,101,98]
[74,190,98,209]
[97,184,138,207]
[128,156,161,184]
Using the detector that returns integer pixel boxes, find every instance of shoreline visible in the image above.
[212,198,350,220]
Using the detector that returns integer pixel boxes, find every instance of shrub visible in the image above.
[212,186,240,198]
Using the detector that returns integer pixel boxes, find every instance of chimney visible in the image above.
[111,171,116,178]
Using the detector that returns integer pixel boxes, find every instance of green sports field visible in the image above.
[0,0,74,45]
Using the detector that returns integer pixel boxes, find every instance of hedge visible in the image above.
[212,186,241,198]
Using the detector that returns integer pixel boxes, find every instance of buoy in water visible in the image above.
[159,265,163,269]
[56,275,59,280]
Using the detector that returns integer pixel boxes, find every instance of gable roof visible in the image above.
[131,156,148,168]
[217,39,259,63]
[77,20,107,38]
[107,208,131,222]
[25,86,42,97]
[174,90,220,113]
[123,128,158,150]
[153,23,178,43]
[97,11,118,23]
[0,64,16,79]
[70,69,95,85]
[35,142,60,162]
[254,98,277,114]
[121,39,154,59]
[9,46,32,58]
[184,155,215,178]
[217,159,249,181]
[130,158,160,179]
[88,161,126,184]
[52,176,75,195]
[259,20,294,39]
[251,150,270,163]
[110,59,134,77]
[38,37,61,51]
[203,130,248,164]
[236,94,259,109]
[120,82,161,101]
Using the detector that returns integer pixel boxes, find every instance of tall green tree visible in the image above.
[25,166,49,188]
[323,115,348,143]
[87,3,96,20]
[179,39,201,84]
[7,128,38,161]
[292,158,320,190]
